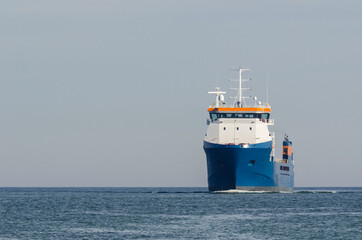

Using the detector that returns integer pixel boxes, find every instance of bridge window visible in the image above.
[210,113,218,122]
[261,113,270,120]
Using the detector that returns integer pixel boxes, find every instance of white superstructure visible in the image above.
[204,68,274,146]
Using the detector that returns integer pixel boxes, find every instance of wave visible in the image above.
[212,189,274,194]
[1,187,360,194]
[212,189,341,194]
[294,190,337,194]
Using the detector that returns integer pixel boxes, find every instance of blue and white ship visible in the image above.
[203,68,294,192]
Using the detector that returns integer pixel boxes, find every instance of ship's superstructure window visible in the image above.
[280,166,290,171]
[261,113,269,120]
[209,113,270,122]
[244,113,256,118]
[210,113,218,122]
[224,127,226,130]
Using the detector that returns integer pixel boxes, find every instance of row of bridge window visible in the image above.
[210,113,270,122]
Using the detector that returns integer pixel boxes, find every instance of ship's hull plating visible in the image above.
[203,141,294,192]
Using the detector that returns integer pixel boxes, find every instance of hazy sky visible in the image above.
[1,0,361,187]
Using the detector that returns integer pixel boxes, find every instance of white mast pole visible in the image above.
[266,71,269,104]
[239,68,242,107]
[215,89,219,107]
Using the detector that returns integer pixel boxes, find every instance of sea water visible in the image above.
[0,187,361,239]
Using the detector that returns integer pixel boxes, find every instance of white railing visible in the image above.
[208,104,268,109]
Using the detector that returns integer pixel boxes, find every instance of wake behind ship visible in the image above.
[203,68,294,192]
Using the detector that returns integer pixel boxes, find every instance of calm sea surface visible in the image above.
[0,187,361,239]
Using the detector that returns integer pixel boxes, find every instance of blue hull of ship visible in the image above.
[203,141,294,192]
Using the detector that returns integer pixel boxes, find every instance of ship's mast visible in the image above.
[239,69,242,106]
[230,67,251,107]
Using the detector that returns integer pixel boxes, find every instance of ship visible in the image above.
[203,68,294,192]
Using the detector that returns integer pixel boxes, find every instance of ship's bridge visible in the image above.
[204,106,274,145]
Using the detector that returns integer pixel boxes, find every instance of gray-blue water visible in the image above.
[0,187,361,239]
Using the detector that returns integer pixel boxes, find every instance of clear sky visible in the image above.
[1,0,361,187]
